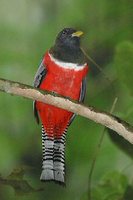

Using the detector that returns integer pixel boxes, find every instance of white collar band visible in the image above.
[49,53,86,71]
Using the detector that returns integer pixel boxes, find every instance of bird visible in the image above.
[33,28,89,185]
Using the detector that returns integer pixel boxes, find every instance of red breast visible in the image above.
[40,52,88,100]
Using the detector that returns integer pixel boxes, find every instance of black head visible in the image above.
[50,28,85,64]
[55,28,83,49]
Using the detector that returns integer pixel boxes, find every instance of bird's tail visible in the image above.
[53,132,66,185]
[40,125,66,185]
[40,125,54,181]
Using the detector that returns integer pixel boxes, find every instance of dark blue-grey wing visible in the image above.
[69,77,87,125]
[34,60,47,88]
[79,77,87,103]
[33,60,47,124]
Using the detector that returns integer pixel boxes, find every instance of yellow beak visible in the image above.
[72,31,84,37]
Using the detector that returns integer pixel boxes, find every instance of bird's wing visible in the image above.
[79,77,87,103]
[68,77,87,125]
[33,60,47,88]
[33,60,47,124]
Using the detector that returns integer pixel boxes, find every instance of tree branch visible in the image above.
[0,78,133,144]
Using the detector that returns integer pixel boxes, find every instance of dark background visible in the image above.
[0,0,132,199]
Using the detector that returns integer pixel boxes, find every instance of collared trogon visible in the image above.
[33,28,89,185]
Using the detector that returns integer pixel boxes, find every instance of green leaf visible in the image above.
[114,41,133,94]
[92,171,128,200]
[0,167,44,196]
[107,128,133,159]
[124,185,133,200]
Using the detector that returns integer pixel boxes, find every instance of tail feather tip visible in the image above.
[54,170,65,183]
[40,169,54,181]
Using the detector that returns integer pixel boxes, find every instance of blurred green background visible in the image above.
[0,0,133,199]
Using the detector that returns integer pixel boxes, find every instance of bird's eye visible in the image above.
[62,30,67,35]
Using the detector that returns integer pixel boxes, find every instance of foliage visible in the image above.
[0,167,43,196]
[114,41,133,95]
[82,171,131,200]
[92,171,128,200]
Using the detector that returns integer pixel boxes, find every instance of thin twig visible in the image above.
[88,97,118,200]
[81,48,112,83]
[81,48,117,98]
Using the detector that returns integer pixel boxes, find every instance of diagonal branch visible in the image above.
[0,78,133,144]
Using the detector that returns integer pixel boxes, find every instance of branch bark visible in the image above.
[0,78,133,144]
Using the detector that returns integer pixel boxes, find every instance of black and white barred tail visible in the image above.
[40,125,67,185]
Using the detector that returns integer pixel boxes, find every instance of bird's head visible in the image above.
[55,28,84,49]
[50,28,85,64]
